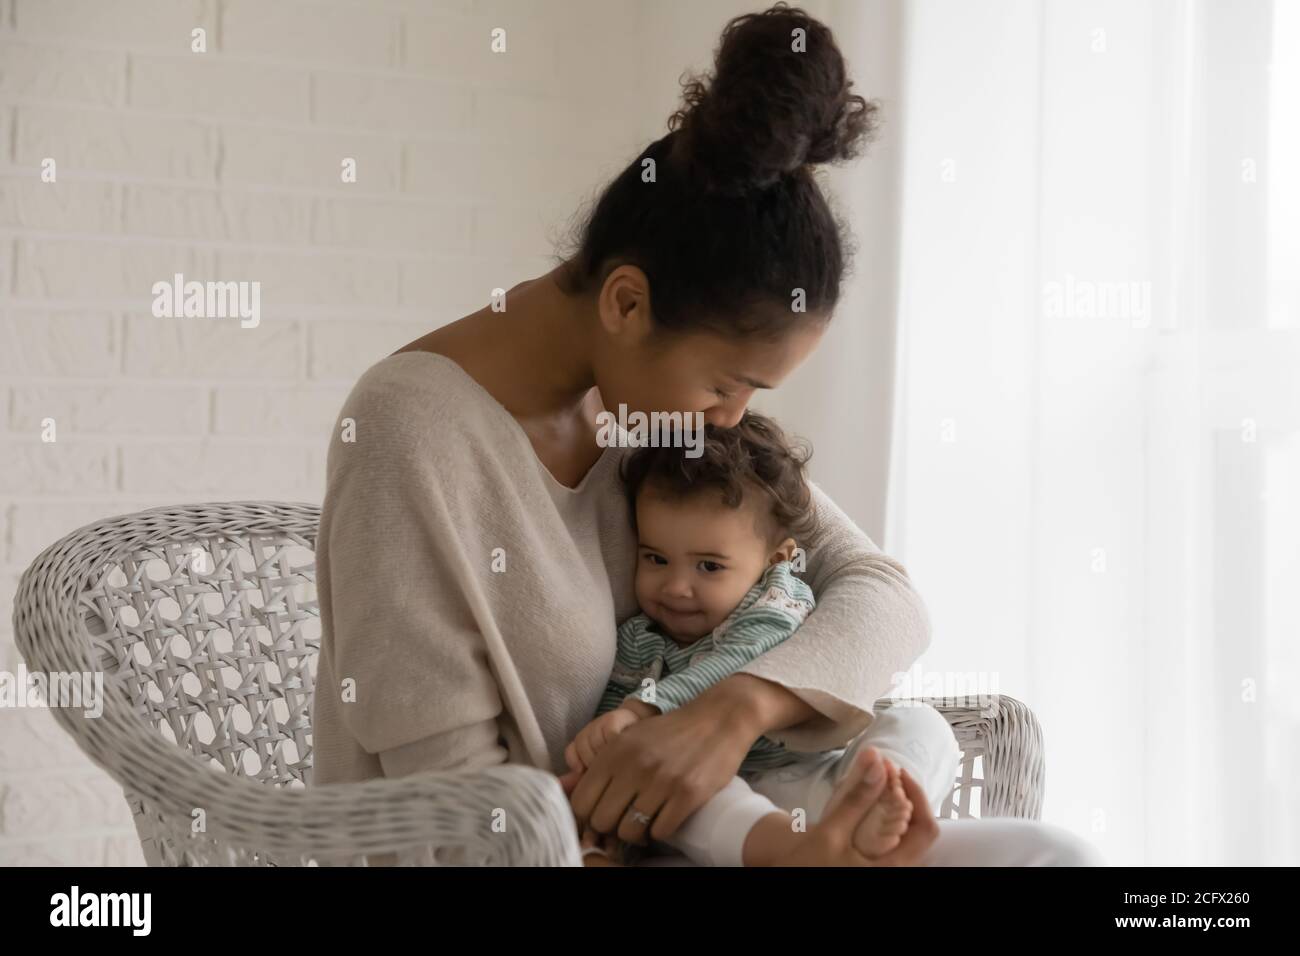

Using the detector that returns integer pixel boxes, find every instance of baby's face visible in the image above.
[633,488,782,643]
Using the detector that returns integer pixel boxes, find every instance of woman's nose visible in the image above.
[704,401,748,429]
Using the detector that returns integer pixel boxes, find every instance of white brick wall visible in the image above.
[0,0,657,865]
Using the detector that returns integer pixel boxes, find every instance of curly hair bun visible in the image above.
[667,2,879,196]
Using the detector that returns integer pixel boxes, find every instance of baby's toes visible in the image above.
[882,802,912,836]
[874,774,912,828]
[881,772,909,806]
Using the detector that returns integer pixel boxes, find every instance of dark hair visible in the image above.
[619,410,819,546]
[553,2,879,342]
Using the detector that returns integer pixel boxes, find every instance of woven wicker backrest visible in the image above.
[79,520,320,789]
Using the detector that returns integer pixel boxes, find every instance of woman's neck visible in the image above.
[456,266,600,420]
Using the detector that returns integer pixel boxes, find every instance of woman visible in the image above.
[311,3,1103,867]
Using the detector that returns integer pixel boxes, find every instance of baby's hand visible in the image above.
[564,706,644,777]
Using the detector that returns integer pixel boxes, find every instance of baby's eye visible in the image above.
[698,560,724,573]
[643,553,667,565]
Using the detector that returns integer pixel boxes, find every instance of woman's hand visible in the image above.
[565,693,758,847]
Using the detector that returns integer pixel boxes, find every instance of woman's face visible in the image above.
[590,267,827,427]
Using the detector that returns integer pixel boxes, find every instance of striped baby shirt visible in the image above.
[595,559,818,774]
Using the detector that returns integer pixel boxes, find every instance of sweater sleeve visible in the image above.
[318,385,510,779]
[734,481,933,753]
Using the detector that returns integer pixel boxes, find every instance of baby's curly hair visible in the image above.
[618,410,819,546]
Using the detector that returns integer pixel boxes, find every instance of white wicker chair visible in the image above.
[12,501,1045,867]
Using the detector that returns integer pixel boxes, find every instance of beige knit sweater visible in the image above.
[310,351,932,786]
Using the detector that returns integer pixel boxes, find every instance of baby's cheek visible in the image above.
[632,570,653,606]
[698,585,735,630]
[712,576,750,614]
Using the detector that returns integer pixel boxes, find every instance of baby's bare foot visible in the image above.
[775,746,903,866]
[851,762,912,858]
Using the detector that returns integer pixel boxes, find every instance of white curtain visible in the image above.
[886,0,1299,865]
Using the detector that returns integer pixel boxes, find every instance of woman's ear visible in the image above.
[768,537,797,565]
[598,265,653,341]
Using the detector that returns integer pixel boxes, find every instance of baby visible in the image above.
[566,410,946,867]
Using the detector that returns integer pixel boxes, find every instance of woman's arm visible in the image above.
[728,479,932,751]
[694,672,820,743]
[315,376,512,783]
